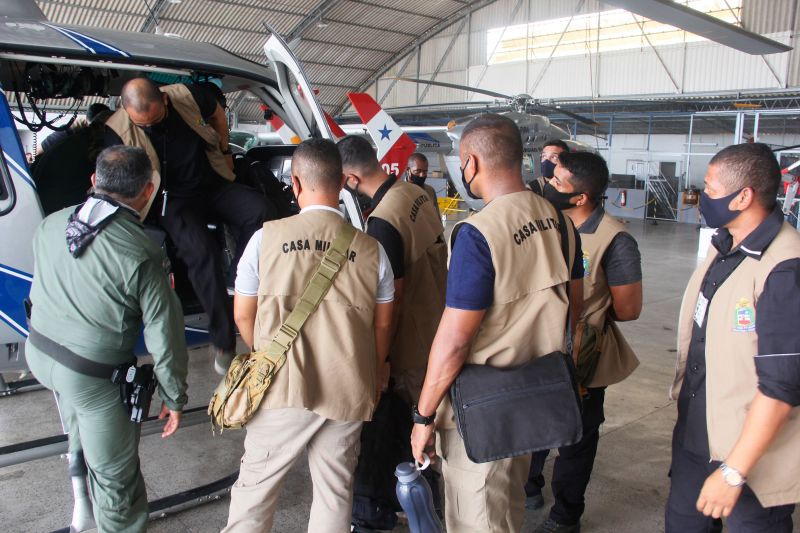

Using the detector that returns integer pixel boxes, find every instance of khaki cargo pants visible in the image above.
[437,428,531,533]
[223,407,362,533]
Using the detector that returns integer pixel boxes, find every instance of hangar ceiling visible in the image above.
[33,0,500,117]
[24,0,800,134]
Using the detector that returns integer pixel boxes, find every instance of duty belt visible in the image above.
[27,326,129,379]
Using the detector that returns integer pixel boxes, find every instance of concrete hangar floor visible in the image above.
[2,217,799,533]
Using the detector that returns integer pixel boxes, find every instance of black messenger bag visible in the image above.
[449,210,582,463]
[450,351,582,463]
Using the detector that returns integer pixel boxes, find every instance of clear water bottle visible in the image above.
[395,456,442,533]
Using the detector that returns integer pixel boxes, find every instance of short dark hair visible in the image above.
[709,143,780,209]
[558,151,608,204]
[408,153,428,166]
[543,139,570,152]
[461,114,522,171]
[292,138,343,192]
[337,135,381,174]
[94,145,152,199]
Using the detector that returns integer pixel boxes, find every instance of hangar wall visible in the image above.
[363,0,800,109]
[575,130,800,190]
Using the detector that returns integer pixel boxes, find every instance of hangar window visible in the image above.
[487,0,742,65]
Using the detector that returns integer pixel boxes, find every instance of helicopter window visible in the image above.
[0,153,15,216]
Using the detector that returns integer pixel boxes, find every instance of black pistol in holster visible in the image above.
[112,363,157,423]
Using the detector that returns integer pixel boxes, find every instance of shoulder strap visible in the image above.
[556,209,578,361]
[556,210,573,271]
[528,179,544,197]
[264,222,357,360]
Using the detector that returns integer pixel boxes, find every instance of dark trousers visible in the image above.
[526,387,606,526]
[666,432,795,533]
[158,179,273,350]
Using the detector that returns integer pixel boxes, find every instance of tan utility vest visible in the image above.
[437,190,576,429]
[580,211,640,388]
[105,84,235,186]
[671,222,800,507]
[254,210,381,422]
[368,180,448,373]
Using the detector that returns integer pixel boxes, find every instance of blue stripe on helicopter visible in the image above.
[44,24,131,58]
[0,264,32,337]
[0,91,35,190]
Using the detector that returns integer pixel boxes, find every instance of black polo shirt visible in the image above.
[578,206,642,286]
[367,174,405,280]
[675,208,800,457]
[105,84,220,197]
[41,129,73,152]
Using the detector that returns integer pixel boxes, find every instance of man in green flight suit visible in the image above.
[25,145,189,533]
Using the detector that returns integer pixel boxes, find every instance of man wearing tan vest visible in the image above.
[337,136,447,406]
[527,151,642,533]
[410,114,583,533]
[105,78,273,374]
[338,135,447,527]
[224,138,395,532]
[404,152,440,218]
[666,143,800,533]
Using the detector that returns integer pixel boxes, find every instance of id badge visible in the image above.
[693,293,709,328]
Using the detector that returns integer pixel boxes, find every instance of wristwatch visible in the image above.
[720,463,746,487]
[412,405,435,426]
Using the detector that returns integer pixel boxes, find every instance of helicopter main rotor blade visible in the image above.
[393,77,600,127]
[394,77,512,100]
[532,103,600,127]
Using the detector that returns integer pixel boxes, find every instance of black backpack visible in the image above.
[351,388,413,531]
[234,155,297,219]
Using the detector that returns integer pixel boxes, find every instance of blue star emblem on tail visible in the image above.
[378,125,392,140]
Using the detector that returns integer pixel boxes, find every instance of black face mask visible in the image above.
[460,159,480,200]
[543,182,583,211]
[409,174,427,187]
[541,159,557,179]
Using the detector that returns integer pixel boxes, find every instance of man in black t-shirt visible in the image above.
[106,79,274,373]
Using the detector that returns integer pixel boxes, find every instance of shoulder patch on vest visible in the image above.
[733,297,756,332]
[582,250,590,277]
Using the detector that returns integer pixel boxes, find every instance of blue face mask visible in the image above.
[699,188,743,228]
[460,158,480,200]
[541,159,557,179]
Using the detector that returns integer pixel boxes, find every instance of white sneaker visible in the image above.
[213,347,235,375]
